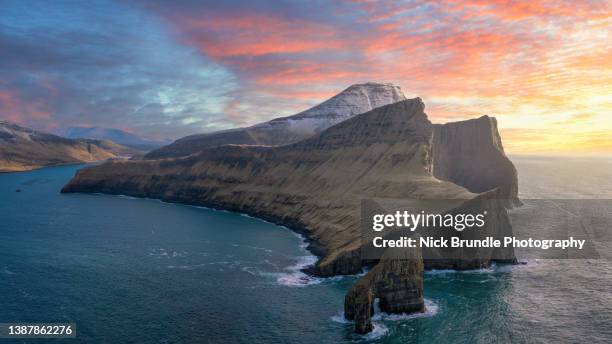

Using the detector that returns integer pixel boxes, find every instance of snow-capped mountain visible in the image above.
[145,82,407,159]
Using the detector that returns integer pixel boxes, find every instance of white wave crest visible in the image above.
[330,311,351,324]
[276,255,321,287]
[425,260,545,276]
[363,322,388,341]
[374,299,439,321]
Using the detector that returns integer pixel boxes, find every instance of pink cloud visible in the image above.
[173,12,347,58]
[0,88,51,124]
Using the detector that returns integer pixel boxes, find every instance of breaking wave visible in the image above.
[276,255,322,287]
[373,299,439,321]
[363,322,389,341]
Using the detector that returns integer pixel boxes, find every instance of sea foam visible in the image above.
[276,255,322,287]
[331,298,439,340]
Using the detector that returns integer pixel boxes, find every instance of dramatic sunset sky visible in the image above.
[0,0,610,154]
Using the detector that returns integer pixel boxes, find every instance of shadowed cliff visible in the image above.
[433,116,520,206]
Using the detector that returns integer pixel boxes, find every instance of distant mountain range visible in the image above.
[0,121,139,172]
[59,127,169,151]
[145,82,406,159]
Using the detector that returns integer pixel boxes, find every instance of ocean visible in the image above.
[0,156,610,343]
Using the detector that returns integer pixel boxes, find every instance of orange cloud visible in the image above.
[175,12,346,58]
[447,0,611,22]
[154,1,610,154]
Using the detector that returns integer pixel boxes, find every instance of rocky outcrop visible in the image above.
[345,249,424,333]
[62,98,518,333]
[346,188,515,333]
[144,82,406,159]
[0,121,139,172]
[433,116,520,207]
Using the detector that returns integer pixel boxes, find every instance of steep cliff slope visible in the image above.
[433,116,520,206]
[62,99,517,333]
[63,99,472,272]
[0,121,139,172]
[144,82,406,159]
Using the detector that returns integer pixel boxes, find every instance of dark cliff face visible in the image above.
[62,99,518,334]
[433,116,520,207]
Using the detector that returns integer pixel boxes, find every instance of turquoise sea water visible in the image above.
[1,158,611,343]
